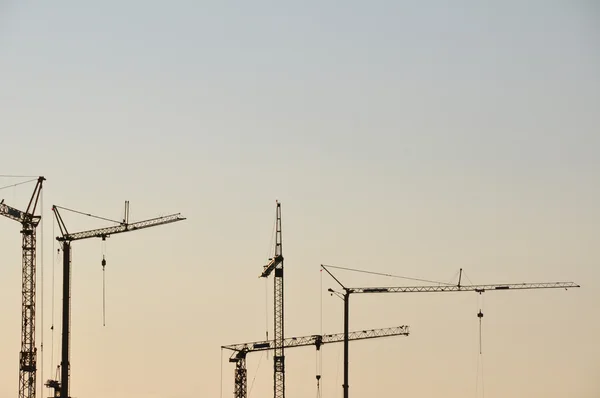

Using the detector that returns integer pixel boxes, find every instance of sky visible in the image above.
[1,1,599,397]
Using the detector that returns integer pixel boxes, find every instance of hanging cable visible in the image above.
[265,209,277,262]
[316,267,323,397]
[262,208,277,359]
[265,277,269,359]
[220,348,224,398]
[101,238,107,326]
[335,345,341,395]
[475,293,485,398]
[248,351,265,397]
[315,350,321,398]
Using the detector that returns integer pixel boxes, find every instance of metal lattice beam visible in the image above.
[348,281,580,294]
[19,225,37,398]
[56,213,184,241]
[222,326,410,353]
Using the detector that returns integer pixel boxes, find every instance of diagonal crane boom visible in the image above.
[1,176,45,398]
[45,202,185,398]
[321,265,580,398]
[222,326,410,398]
[259,201,285,398]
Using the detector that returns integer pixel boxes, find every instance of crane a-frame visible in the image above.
[45,202,185,398]
[0,176,45,398]
[259,201,285,398]
[222,325,410,398]
[321,265,580,398]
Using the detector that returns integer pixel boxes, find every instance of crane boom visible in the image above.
[349,281,580,294]
[53,210,184,242]
[222,325,410,353]
[0,176,45,398]
[223,325,410,398]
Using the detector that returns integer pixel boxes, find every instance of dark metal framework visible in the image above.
[232,352,247,398]
[223,326,410,398]
[0,176,45,398]
[260,201,284,398]
[349,281,580,294]
[46,203,185,398]
[321,265,580,398]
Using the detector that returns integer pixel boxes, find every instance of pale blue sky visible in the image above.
[1,1,599,397]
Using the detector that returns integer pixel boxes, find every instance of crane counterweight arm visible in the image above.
[0,202,28,223]
[348,281,580,294]
[222,326,410,353]
[260,255,283,278]
[0,177,45,225]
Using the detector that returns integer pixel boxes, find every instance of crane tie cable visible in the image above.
[53,205,123,224]
[322,264,455,285]
[0,178,38,191]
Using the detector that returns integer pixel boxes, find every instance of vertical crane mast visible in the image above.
[0,176,45,398]
[47,204,185,398]
[260,201,284,398]
[222,326,410,398]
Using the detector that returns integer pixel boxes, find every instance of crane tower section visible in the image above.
[260,201,284,398]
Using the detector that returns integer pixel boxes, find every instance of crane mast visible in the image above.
[322,265,580,398]
[0,176,45,398]
[46,203,185,398]
[222,326,410,398]
[260,201,284,398]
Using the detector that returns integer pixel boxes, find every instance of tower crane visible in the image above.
[45,202,185,398]
[0,176,45,398]
[259,201,285,398]
[222,325,410,398]
[321,264,580,398]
